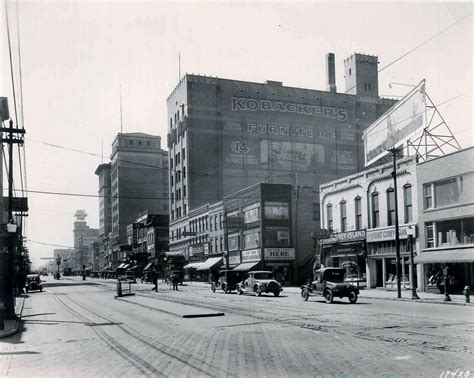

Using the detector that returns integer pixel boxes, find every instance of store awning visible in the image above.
[84,266,93,271]
[165,251,184,258]
[127,265,138,271]
[183,262,204,269]
[196,257,223,271]
[143,262,154,271]
[414,249,474,264]
[232,261,260,271]
[117,263,126,269]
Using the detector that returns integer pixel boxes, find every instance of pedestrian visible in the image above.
[152,271,158,292]
[171,272,179,291]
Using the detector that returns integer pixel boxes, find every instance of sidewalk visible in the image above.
[0,295,26,339]
[186,280,472,306]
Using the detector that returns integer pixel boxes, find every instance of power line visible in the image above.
[379,11,473,73]
[27,239,74,249]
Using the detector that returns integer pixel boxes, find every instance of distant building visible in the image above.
[53,248,75,272]
[95,163,111,271]
[109,132,169,268]
[167,52,397,283]
[415,147,474,293]
[72,210,98,269]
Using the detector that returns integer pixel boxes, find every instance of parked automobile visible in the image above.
[211,270,247,294]
[25,274,43,293]
[237,271,282,297]
[300,268,359,303]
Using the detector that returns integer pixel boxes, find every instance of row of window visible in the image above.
[170,148,186,170]
[423,175,468,210]
[326,185,412,232]
[127,139,151,147]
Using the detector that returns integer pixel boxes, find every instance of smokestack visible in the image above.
[326,53,336,93]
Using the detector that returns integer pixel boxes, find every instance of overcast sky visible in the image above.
[1,1,472,267]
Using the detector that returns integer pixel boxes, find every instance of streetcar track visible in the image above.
[65,294,231,377]
[53,295,165,377]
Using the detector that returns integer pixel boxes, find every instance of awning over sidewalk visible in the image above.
[414,249,474,264]
[183,262,204,269]
[232,261,260,271]
[143,262,154,271]
[117,263,127,269]
[165,251,184,258]
[196,257,223,271]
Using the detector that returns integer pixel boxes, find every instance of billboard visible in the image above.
[363,80,426,166]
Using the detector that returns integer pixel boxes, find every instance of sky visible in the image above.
[1,0,472,268]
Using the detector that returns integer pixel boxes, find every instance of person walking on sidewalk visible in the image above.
[171,272,179,291]
[152,271,158,292]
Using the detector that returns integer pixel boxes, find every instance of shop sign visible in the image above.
[264,248,295,261]
[228,251,241,265]
[241,249,261,262]
[323,229,366,244]
[189,245,204,257]
[367,226,410,243]
[203,243,209,255]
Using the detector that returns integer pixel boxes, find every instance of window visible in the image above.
[219,236,223,251]
[210,218,213,231]
[183,185,186,198]
[349,68,352,75]
[243,229,260,249]
[403,185,413,223]
[387,188,395,226]
[435,178,460,207]
[264,201,289,219]
[214,216,217,230]
[138,140,142,146]
[147,141,150,146]
[209,239,213,253]
[243,203,260,223]
[326,204,333,231]
[183,166,186,179]
[424,184,433,209]
[265,227,290,247]
[129,140,133,145]
[340,201,347,232]
[170,175,173,187]
[182,148,186,160]
[219,214,223,229]
[228,233,239,251]
[312,203,320,222]
[215,238,218,252]
[426,222,435,248]
[371,192,379,228]
[183,204,187,215]
[355,197,362,230]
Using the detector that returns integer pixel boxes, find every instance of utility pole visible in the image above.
[1,118,25,319]
[389,148,402,299]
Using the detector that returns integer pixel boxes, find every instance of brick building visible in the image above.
[167,52,397,283]
[94,163,111,270]
[109,132,169,267]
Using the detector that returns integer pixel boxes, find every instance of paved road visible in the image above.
[1,277,472,377]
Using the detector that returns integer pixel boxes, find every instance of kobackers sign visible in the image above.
[231,97,348,122]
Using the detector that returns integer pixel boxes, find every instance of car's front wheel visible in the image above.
[254,285,262,296]
[348,291,358,304]
[301,289,309,301]
[273,290,280,297]
[324,290,333,304]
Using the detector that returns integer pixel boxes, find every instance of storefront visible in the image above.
[321,230,367,287]
[366,224,415,289]
[263,247,294,286]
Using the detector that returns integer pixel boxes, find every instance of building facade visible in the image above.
[73,210,99,269]
[167,52,397,283]
[415,147,474,293]
[320,156,419,289]
[109,132,169,267]
[95,163,111,270]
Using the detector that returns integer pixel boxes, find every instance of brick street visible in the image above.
[1,277,472,377]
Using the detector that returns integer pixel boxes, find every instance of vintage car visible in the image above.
[211,270,247,294]
[237,271,282,297]
[300,268,359,303]
[26,274,43,293]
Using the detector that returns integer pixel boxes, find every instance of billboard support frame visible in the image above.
[405,92,461,162]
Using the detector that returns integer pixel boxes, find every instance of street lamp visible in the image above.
[56,256,61,280]
[406,226,420,300]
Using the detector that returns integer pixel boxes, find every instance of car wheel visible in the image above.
[273,290,280,297]
[301,289,309,301]
[348,291,358,304]
[254,285,261,296]
[324,290,333,304]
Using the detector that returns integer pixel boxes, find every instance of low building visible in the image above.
[320,156,419,289]
[415,147,474,293]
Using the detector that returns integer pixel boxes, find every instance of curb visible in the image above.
[0,296,26,340]
[360,295,473,306]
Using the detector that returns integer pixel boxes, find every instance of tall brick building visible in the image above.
[167,52,397,282]
[109,132,169,264]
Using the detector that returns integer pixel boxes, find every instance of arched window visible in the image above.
[326,204,333,231]
[340,201,347,232]
[403,184,413,223]
[387,188,395,226]
[354,197,362,230]
[371,192,379,228]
